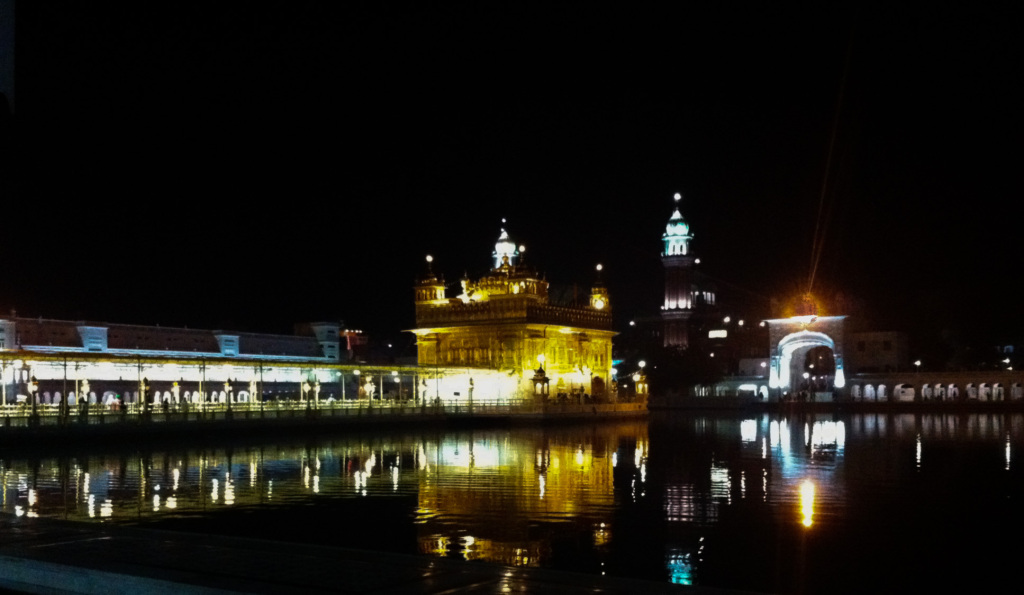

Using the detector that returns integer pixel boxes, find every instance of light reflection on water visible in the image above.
[3,413,1024,593]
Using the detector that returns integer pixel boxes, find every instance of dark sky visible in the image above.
[4,4,1022,347]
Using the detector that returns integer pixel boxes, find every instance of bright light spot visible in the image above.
[723,316,731,323]
[800,481,815,527]
[426,255,433,263]
[740,419,757,442]
[638,360,646,369]
[596,263,603,272]
[674,192,681,201]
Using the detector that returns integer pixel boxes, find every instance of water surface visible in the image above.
[3,413,1022,593]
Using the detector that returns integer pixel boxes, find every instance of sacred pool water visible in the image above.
[3,412,1022,593]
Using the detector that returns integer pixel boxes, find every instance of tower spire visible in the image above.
[661,192,697,348]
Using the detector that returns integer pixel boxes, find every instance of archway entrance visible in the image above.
[766,315,846,402]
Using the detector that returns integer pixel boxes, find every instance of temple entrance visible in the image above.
[766,315,847,402]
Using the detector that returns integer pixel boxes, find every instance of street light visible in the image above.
[29,376,38,418]
[914,360,921,373]
[80,379,90,413]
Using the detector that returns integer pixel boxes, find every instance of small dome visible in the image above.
[493,228,520,268]
[664,208,690,237]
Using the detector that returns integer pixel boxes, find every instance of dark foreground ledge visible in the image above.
[0,515,747,595]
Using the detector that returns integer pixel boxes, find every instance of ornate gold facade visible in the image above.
[411,229,615,403]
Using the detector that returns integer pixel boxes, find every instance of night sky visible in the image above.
[3,4,1021,350]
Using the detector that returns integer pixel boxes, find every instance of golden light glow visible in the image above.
[800,480,815,527]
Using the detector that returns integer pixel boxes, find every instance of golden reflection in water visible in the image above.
[800,480,815,527]
[0,422,645,569]
[414,424,645,567]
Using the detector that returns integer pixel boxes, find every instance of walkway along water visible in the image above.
[0,399,648,447]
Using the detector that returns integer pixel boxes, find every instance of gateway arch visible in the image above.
[765,315,846,400]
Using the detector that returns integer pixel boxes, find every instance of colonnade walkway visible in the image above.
[0,515,714,594]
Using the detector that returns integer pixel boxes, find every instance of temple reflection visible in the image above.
[2,412,1023,585]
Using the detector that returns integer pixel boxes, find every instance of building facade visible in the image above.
[410,228,616,404]
[0,315,357,406]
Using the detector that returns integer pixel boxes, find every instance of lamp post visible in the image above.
[634,360,648,401]
[1,357,7,406]
[13,359,22,405]
[29,375,38,420]
[141,377,150,415]
[259,365,268,411]
[80,379,90,416]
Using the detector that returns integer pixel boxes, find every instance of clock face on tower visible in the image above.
[593,297,606,310]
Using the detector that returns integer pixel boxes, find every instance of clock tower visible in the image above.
[661,193,696,348]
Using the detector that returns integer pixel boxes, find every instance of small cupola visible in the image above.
[492,221,520,269]
[590,264,610,311]
[415,255,447,304]
[662,192,693,257]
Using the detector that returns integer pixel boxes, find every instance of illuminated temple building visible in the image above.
[410,228,616,403]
